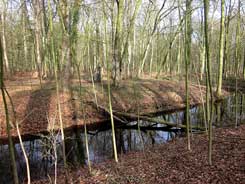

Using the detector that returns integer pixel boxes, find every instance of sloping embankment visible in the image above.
[0,79,229,143]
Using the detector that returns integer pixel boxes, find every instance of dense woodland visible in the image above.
[0,0,244,81]
[0,0,245,183]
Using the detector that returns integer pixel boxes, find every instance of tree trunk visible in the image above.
[235,0,241,127]
[0,8,10,76]
[223,0,232,78]
[112,0,124,85]
[0,25,19,184]
[185,0,192,151]
[48,0,68,177]
[216,0,225,97]
[204,0,214,165]
[33,0,43,85]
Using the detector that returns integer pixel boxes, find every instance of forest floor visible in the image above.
[33,124,245,184]
[0,74,231,142]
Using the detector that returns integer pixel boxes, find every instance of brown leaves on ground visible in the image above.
[33,125,245,184]
[0,77,229,141]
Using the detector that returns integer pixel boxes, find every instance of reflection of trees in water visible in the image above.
[158,94,245,129]
[116,129,126,154]
[0,139,57,183]
[148,131,175,146]
[86,130,113,161]
[127,131,132,150]
[0,145,12,183]
[65,129,85,166]
[83,128,167,161]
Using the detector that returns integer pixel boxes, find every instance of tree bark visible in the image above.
[0,6,10,76]
[112,0,124,85]
[204,0,214,165]
[33,0,43,85]
[185,0,192,151]
[0,23,19,184]
[216,0,225,97]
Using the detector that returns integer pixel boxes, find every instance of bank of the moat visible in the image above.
[0,78,229,142]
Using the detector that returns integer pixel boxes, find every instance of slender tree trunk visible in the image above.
[41,0,49,78]
[243,48,245,79]
[102,0,107,73]
[0,28,19,184]
[200,8,205,80]
[235,0,241,127]
[33,0,43,85]
[122,0,142,78]
[139,36,153,76]
[177,0,183,76]
[0,8,10,75]
[149,40,154,76]
[156,19,183,78]
[48,0,68,175]
[223,0,232,78]
[132,25,136,76]
[107,44,118,163]
[113,0,124,85]
[138,0,168,76]
[22,6,28,71]
[204,0,214,165]
[16,122,31,184]
[216,0,225,97]
[185,0,192,151]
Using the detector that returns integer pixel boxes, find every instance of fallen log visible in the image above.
[115,112,205,131]
[114,111,186,128]
[95,104,204,131]
[117,124,183,133]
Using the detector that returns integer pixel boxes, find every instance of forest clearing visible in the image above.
[0,0,245,183]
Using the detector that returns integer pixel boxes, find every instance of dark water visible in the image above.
[0,93,244,183]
